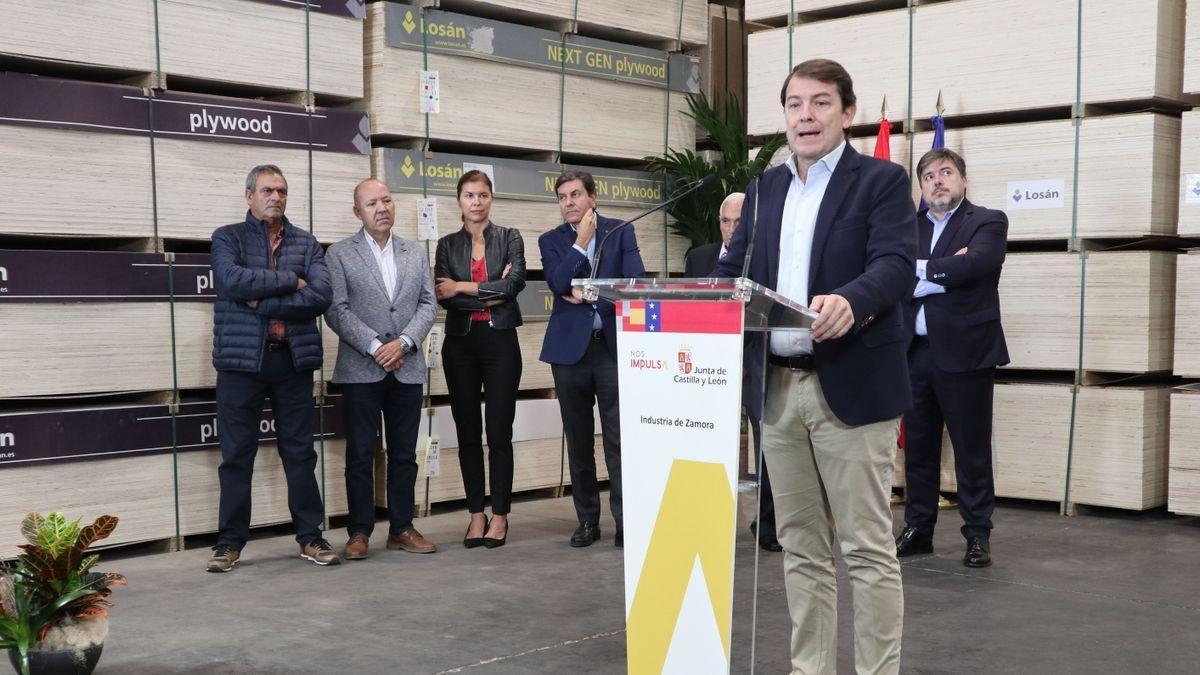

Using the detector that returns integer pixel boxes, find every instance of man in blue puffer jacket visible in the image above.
[205,164,338,573]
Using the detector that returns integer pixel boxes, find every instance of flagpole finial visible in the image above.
[935,90,945,117]
[880,95,888,120]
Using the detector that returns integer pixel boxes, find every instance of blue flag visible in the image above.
[918,114,946,210]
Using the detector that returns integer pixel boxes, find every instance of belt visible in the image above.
[769,353,815,371]
[264,340,289,352]
[591,329,605,341]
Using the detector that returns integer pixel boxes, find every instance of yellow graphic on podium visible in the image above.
[626,459,735,674]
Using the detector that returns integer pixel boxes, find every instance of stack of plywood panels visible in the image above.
[372,148,688,274]
[910,114,1181,240]
[0,73,370,244]
[999,251,1175,374]
[1187,2,1200,96]
[0,251,340,398]
[746,8,909,135]
[893,382,1073,504]
[912,0,1187,119]
[0,0,364,99]
[1168,389,1200,516]
[364,4,697,160]
[894,382,1168,510]
[748,0,1187,134]
[1067,386,1170,510]
[1174,252,1200,378]
[0,396,345,554]
[1178,110,1200,237]
[745,0,885,24]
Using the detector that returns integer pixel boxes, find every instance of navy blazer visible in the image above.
[539,213,646,365]
[906,198,1010,372]
[714,144,917,426]
[684,242,722,278]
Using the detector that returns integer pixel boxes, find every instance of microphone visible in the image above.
[739,173,763,282]
[589,173,718,280]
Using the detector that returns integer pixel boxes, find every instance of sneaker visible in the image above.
[206,545,240,573]
[300,538,341,566]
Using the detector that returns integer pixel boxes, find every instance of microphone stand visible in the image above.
[581,174,717,301]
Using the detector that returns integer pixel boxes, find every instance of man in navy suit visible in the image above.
[714,59,915,674]
[539,170,645,548]
[895,148,1009,569]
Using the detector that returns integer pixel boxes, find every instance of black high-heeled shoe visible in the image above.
[463,515,488,549]
[483,517,508,549]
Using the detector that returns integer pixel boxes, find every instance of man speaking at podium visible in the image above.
[714,59,916,674]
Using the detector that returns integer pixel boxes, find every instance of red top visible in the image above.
[470,256,490,322]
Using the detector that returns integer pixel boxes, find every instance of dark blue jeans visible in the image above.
[551,333,623,529]
[216,348,324,549]
[341,376,423,537]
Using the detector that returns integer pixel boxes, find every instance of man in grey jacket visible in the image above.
[325,178,437,560]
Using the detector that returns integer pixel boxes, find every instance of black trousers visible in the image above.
[551,332,622,528]
[341,376,423,537]
[216,347,324,549]
[903,337,996,540]
[747,415,776,536]
[442,324,522,515]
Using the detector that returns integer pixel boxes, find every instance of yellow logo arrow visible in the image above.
[626,459,735,673]
[402,11,417,34]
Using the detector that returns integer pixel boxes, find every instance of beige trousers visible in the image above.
[761,365,903,675]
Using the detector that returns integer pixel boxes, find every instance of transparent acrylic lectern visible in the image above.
[574,275,816,675]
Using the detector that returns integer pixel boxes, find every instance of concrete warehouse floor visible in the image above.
[92,491,1200,674]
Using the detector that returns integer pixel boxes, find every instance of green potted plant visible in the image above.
[644,93,786,256]
[0,513,126,675]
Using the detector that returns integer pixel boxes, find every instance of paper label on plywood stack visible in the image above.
[419,70,440,113]
[380,149,664,207]
[416,199,439,240]
[423,436,441,477]
[384,5,699,93]
[0,72,369,155]
[1006,179,1066,210]
[425,325,444,369]
[1185,174,1200,205]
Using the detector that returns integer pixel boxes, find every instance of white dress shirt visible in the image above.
[363,230,415,356]
[770,141,847,356]
[912,201,960,336]
[718,243,729,261]
[571,224,603,331]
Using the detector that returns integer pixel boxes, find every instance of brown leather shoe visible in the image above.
[344,534,369,560]
[387,528,437,553]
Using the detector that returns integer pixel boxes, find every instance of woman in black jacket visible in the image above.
[434,169,526,549]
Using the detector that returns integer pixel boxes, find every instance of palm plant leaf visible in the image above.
[644,92,785,257]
